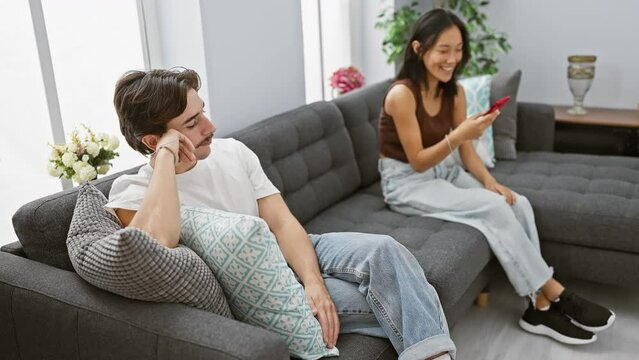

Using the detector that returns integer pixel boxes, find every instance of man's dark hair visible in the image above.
[396,9,470,98]
[113,67,201,155]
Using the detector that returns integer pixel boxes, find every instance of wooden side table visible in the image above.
[554,106,639,156]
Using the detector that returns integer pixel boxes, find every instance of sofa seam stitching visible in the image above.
[542,239,638,254]
[10,286,23,360]
[76,309,81,360]
[374,343,392,360]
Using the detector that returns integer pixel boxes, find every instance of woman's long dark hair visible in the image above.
[396,9,470,98]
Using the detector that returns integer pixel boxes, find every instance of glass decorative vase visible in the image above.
[567,55,596,115]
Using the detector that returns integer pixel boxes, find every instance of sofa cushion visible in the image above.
[458,74,494,167]
[179,206,338,359]
[491,70,522,160]
[303,182,493,311]
[230,102,361,225]
[12,167,141,271]
[334,80,393,188]
[492,152,639,254]
[66,184,232,317]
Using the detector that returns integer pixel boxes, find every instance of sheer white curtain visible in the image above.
[301,0,394,104]
[0,0,146,246]
[301,0,352,103]
[42,0,147,173]
[0,0,60,247]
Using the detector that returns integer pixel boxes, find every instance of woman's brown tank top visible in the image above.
[378,79,454,163]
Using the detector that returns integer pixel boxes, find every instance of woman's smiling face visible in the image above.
[419,25,464,84]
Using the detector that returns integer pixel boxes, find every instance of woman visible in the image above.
[378,9,614,345]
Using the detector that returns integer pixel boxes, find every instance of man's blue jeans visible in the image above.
[309,233,456,360]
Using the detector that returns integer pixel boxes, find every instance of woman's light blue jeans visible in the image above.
[378,157,553,299]
[309,232,456,360]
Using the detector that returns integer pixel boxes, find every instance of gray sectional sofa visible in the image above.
[2,79,638,360]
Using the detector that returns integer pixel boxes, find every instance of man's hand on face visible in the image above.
[151,129,197,173]
[304,281,340,349]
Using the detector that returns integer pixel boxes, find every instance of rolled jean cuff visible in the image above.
[525,266,554,304]
[398,334,456,360]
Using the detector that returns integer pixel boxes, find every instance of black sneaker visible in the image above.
[551,290,616,332]
[519,303,596,345]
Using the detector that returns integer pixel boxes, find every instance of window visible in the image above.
[42,0,147,173]
[301,0,394,103]
[301,0,352,103]
[0,0,146,246]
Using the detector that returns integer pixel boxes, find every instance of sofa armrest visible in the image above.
[11,165,143,271]
[516,102,556,152]
[0,241,25,257]
[0,252,289,360]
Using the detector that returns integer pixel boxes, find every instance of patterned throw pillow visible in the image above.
[179,206,339,360]
[444,75,495,168]
[66,184,232,318]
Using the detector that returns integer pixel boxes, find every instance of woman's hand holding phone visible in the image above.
[452,110,499,143]
[484,96,511,115]
[451,96,510,143]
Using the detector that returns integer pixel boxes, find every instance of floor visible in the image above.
[450,273,639,359]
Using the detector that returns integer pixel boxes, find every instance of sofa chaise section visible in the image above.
[493,152,639,287]
[334,80,639,289]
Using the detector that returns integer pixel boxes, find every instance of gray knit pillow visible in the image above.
[66,184,232,318]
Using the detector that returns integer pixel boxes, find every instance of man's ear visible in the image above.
[141,134,160,152]
[411,40,421,55]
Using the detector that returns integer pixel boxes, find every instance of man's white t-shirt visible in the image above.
[106,138,280,217]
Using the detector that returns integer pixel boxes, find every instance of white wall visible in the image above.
[360,0,639,110]
[350,0,395,85]
[321,0,353,100]
[199,0,306,136]
[142,0,210,110]
[485,0,639,110]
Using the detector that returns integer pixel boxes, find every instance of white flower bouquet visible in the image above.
[48,125,120,184]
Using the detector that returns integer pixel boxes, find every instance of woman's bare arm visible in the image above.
[384,85,455,172]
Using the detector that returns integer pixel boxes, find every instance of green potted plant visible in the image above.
[375,2,422,67]
[375,0,511,77]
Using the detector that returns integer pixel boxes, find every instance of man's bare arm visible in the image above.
[258,194,339,348]
[114,129,195,248]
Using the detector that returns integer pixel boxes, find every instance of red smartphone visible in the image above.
[484,96,511,115]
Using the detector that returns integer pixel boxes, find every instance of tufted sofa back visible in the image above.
[333,80,393,187]
[13,101,362,270]
[230,102,361,225]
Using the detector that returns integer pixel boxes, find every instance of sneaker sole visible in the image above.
[518,319,597,345]
[571,310,616,333]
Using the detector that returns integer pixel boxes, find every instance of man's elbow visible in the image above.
[153,231,179,248]
[127,220,179,249]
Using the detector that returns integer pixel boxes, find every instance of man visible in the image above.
[107,67,455,360]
